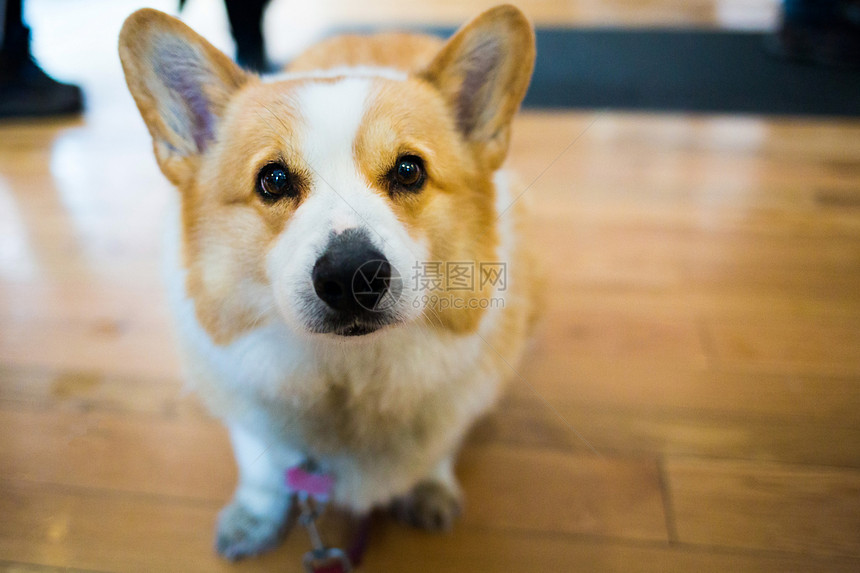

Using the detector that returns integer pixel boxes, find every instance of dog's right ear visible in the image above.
[118,9,249,186]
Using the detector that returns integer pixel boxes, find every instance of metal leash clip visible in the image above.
[288,462,353,573]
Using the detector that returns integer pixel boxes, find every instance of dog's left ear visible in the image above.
[420,4,535,170]
[118,9,249,186]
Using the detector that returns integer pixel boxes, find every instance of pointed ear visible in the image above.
[420,5,535,170]
[118,9,249,185]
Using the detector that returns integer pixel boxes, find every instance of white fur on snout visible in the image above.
[266,78,428,335]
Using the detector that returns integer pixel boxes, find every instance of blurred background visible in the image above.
[1,1,859,572]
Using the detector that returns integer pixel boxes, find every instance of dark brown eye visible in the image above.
[257,163,295,201]
[390,155,425,192]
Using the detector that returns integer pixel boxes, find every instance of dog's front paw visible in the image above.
[215,500,289,560]
[392,480,462,531]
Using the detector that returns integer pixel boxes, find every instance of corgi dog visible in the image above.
[119,4,537,560]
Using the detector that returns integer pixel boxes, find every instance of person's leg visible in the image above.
[0,0,83,118]
[223,0,270,71]
[177,0,271,71]
[2,0,28,58]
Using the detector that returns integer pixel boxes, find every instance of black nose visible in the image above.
[312,230,392,315]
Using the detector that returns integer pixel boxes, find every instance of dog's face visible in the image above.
[119,7,534,344]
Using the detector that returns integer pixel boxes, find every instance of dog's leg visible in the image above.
[392,454,462,531]
[216,424,298,560]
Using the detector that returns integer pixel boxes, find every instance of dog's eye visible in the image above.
[256,163,296,201]
[389,155,425,193]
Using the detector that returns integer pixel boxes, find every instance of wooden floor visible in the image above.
[2,1,860,571]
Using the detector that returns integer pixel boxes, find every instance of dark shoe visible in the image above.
[767,21,860,68]
[0,56,83,118]
[767,1,860,68]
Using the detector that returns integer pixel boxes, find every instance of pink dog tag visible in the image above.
[287,465,334,499]
[288,462,354,572]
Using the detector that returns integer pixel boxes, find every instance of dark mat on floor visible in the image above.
[522,28,860,116]
[331,27,860,117]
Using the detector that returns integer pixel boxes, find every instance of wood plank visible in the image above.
[0,408,234,502]
[363,523,860,573]
[508,115,860,203]
[0,479,290,573]
[469,387,860,467]
[537,308,709,368]
[0,281,171,324]
[667,458,860,557]
[0,561,103,573]
[457,445,667,542]
[567,410,860,467]
[704,317,860,376]
[6,478,859,573]
[0,365,201,419]
[0,315,181,380]
[517,352,860,425]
